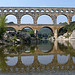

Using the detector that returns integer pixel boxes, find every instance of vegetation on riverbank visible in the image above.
[0,16,7,39]
[59,21,75,35]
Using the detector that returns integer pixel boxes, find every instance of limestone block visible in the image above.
[70,30,75,39]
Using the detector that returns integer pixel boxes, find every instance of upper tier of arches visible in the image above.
[3,9,75,24]
[0,7,75,13]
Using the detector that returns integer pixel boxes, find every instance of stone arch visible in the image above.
[31,9,34,12]
[38,55,54,65]
[5,56,18,66]
[0,9,1,12]
[57,15,68,24]
[21,56,34,66]
[3,9,8,12]
[72,15,75,21]
[14,9,18,12]
[20,9,23,12]
[37,15,53,24]
[21,15,33,24]
[22,27,34,37]
[41,9,44,12]
[36,9,40,12]
[46,9,49,12]
[25,9,29,12]
[6,15,17,24]
[9,9,13,12]
[57,54,69,64]
[38,27,54,38]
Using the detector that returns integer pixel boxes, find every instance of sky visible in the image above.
[0,0,75,7]
[0,0,75,24]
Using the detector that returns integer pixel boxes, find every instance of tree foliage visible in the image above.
[59,22,68,25]
[0,16,7,39]
[58,21,75,36]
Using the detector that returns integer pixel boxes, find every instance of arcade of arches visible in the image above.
[1,7,75,38]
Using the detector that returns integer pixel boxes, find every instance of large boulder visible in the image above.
[57,35,65,40]
[63,33,67,37]
[17,32,31,40]
[69,39,75,49]
[3,31,16,40]
[69,30,75,39]
[17,31,31,44]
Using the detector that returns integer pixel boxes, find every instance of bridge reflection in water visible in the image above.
[0,40,75,73]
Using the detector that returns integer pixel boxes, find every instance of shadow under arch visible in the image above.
[7,27,16,32]
[5,56,18,66]
[21,56,34,66]
[5,14,17,24]
[58,27,67,36]
[21,15,33,24]
[37,14,53,24]
[38,55,54,65]
[57,14,68,24]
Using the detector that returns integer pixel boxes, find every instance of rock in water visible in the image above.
[69,39,75,49]
[70,30,75,39]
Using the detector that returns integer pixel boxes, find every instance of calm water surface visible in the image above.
[0,40,75,75]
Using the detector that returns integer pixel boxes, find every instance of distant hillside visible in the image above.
[38,28,52,35]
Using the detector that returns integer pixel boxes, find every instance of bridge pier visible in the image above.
[54,29,58,39]
[68,16,72,24]
[17,19,20,25]
[34,29,38,37]
[52,16,57,24]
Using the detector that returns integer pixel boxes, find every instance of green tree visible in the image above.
[63,21,75,32]
[59,22,68,25]
[58,21,75,36]
[28,30,34,37]
[0,16,7,39]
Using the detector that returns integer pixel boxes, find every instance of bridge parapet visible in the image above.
[0,7,75,13]
[6,24,66,26]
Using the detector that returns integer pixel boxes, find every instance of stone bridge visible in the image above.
[0,7,75,38]
[6,24,64,38]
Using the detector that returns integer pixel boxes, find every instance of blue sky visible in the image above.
[1,0,75,24]
[0,0,75,7]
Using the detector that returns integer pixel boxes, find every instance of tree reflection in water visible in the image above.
[0,46,7,72]
[58,41,75,56]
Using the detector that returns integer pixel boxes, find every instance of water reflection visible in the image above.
[37,40,53,52]
[21,56,34,66]
[57,54,69,64]
[72,57,75,64]
[58,40,75,56]
[6,56,18,66]
[0,40,75,74]
[69,39,75,49]
[38,55,54,65]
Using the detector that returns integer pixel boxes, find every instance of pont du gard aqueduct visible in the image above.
[0,7,75,38]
